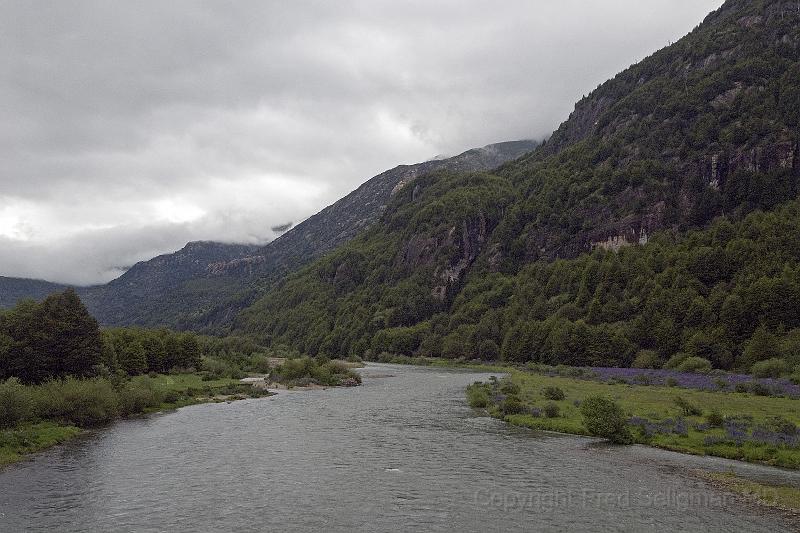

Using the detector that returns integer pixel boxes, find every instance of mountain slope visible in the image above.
[0,277,67,309]
[235,0,800,370]
[0,140,535,328]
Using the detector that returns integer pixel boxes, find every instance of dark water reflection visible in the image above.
[1,364,799,532]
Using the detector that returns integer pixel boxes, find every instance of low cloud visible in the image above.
[0,0,724,284]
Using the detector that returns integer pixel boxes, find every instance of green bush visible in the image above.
[632,350,661,369]
[664,353,691,369]
[270,357,361,386]
[499,380,521,396]
[117,382,163,416]
[543,402,560,418]
[706,409,724,427]
[579,396,632,444]
[674,396,702,416]
[750,358,790,378]
[542,386,565,401]
[0,378,34,428]
[676,357,712,373]
[466,383,490,408]
[500,395,525,416]
[33,377,120,427]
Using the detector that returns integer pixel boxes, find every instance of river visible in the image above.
[1,364,799,532]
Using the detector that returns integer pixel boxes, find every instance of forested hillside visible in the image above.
[0,141,535,332]
[235,0,800,372]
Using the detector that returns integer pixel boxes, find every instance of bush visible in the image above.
[0,378,34,428]
[117,381,163,416]
[33,377,120,427]
[763,416,798,436]
[579,396,632,444]
[664,353,691,369]
[676,357,712,373]
[543,402,560,418]
[466,384,490,408]
[750,382,775,396]
[499,380,521,396]
[632,350,661,369]
[674,396,702,416]
[750,358,790,378]
[500,395,525,416]
[706,409,724,427]
[542,386,565,401]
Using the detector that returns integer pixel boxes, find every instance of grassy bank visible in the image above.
[467,370,800,469]
[0,373,270,469]
[702,472,800,513]
[368,352,512,373]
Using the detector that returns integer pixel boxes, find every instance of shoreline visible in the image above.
[0,374,274,470]
[0,369,365,470]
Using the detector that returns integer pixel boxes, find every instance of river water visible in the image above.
[1,364,799,532]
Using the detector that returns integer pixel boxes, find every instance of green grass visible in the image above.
[704,472,800,512]
[371,353,512,373]
[0,373,269,469]
[471,370,800,469]
[0,422,81,468]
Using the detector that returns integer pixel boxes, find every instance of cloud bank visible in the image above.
[0,0,724,284]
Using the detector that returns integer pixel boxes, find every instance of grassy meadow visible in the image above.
[468,369,800,470]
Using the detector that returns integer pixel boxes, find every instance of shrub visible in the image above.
[33,377,120,427]
[664,352,691,369]
[500,395,525,415]
[542,386,565,401]
[0,378,34,428]
[543,402,560,418]
[466,384,490,408]
[674,396,702,416]
[117,382,163,416]
[632,350,661,369]
[676,357,712,373]
[750,358,790,378]
[499,380,521,396]
[665,377,679,387]
[706,410,724,427]
[580,396,632,444]
[750,382,774,396]
[792,366,800,385]
[763,416,798,436]
[163,390,180,404]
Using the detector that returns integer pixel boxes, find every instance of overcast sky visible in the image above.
[0,0,724,285]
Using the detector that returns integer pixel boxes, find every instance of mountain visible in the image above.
[77,241,259,327]
[235,0,800,371]
[0,140,536,329]
[0,277,67,308]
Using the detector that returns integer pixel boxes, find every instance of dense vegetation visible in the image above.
[238,192,800,375]
[0,289,225,384]
[235,1,800,378]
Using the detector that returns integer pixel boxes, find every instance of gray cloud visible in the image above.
[0,0,724,284]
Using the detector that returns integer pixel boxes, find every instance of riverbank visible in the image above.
[466,370,800,471]
[0,373,272,469]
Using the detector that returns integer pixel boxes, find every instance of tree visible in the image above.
[737,326,781,371]
[0,290,101,383]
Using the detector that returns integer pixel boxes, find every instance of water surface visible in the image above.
[1,364,799,532]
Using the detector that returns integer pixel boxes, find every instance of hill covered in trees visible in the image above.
[0,141,535,333]
[234,0,800,373]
